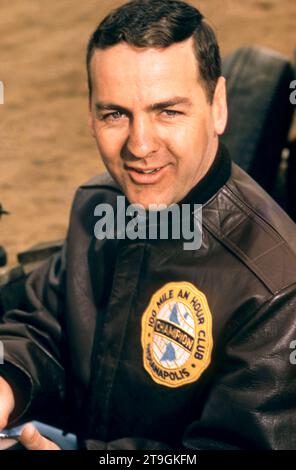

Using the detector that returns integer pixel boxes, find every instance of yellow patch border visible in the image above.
[141,281,213,388]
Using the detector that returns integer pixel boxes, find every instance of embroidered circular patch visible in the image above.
[141,282,213,388]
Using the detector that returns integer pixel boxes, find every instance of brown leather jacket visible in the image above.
[1,144,296,449]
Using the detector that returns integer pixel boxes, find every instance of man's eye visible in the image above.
[102,111,126,121]
[162,110,181,118]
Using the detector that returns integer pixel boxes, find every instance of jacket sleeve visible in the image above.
[182,283,296,450]
[0,244,67,425]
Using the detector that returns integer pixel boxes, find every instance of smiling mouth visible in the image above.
[129,167,161,175]
[125,166,162,174]
[124,164,169,184]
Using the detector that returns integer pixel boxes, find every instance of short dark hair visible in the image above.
[86,0,221,103]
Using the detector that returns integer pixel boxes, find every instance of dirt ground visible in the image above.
[1,0,296,266]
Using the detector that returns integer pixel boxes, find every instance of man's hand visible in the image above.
[0,377,60,450]
[19,423,61,450]
[0,376,15,430]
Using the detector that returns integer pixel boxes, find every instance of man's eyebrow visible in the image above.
[149,97,193,110]
[95,102,129,113]
[95,97,192,113]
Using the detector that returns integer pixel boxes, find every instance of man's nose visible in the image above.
[125,116,159,159]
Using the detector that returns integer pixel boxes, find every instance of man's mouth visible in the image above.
[125,164,169,184]
[132,167,162,175]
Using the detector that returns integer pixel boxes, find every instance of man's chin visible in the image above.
[126,192,174,210]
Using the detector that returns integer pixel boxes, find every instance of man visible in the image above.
[1,0,296,450]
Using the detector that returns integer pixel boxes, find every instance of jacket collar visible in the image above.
[179,142,231,207]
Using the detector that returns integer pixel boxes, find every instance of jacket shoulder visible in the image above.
[72,172,122,208]
[66,172,122,238]
[203,163,296,295]
[79,172,120,191]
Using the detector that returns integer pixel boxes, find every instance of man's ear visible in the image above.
[88,100,95,138]
[212,76,228,136]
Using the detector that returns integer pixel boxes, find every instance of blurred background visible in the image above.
[0,0,296,266]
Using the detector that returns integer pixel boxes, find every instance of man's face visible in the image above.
[88,37,227,208]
